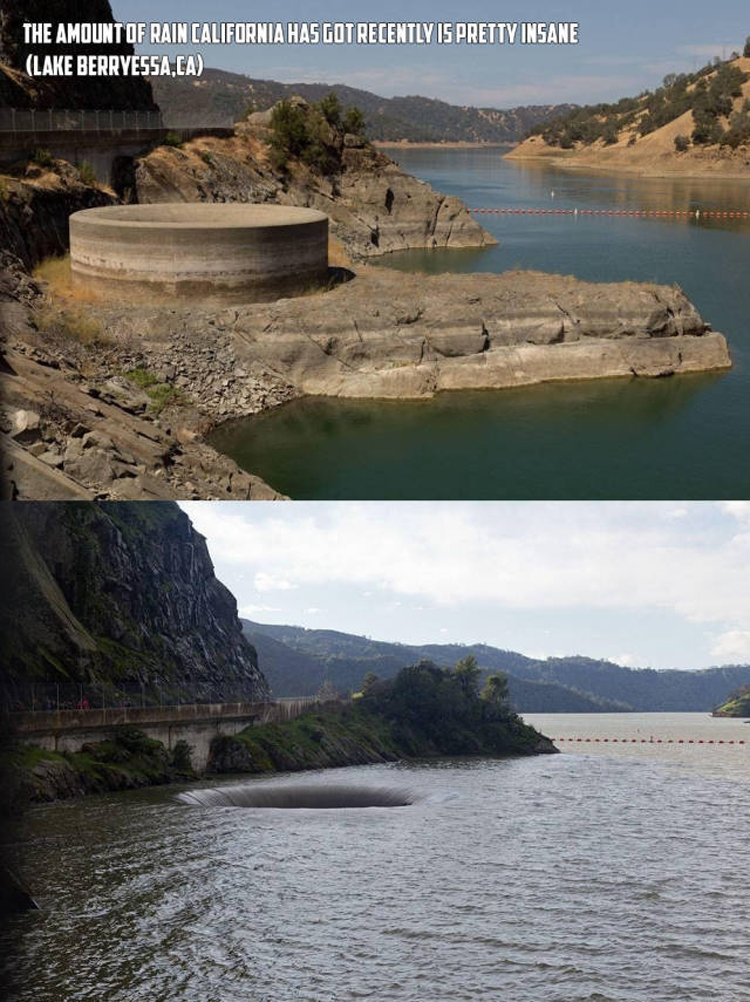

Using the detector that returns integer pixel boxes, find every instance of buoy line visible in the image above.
[552,736,746,744]
[469,207,749,218]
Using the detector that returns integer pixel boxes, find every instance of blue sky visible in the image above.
[112,0,750,106]
[179,501,750,671]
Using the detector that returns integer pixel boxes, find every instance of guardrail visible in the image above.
[1,682,268,713]
[0,108,234,133]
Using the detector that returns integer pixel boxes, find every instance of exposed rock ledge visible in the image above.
[99,266,730,402]
[1,255,731,500]
[209,267,730,397]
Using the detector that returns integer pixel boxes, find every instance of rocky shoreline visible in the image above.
[0,121,733,500]
[1,249,731,500]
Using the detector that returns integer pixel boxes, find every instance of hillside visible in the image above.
[508,52,750,176]
[243,621,750,713]
[150,68,574,143]
[713,684,750,717]
[1,503,268,706]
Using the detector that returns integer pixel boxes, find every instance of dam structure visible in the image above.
[69,203,329,302]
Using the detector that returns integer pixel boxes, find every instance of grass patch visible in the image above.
[77,160,97,185]
[31,302,109,346]
[33,254,104,305]
[30,148,54,168]
[125,366,160,389]
[124,368,186,414]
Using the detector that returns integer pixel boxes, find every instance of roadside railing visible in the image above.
[1,684,345,716]
[0,108,234,133]
[1,681,267,714]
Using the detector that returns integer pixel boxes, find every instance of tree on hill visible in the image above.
[267,92,368,174]
[525,50,748,150]
[360,658,541,756]
[481,672,510,709]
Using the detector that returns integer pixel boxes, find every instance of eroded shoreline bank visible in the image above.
[1,254,731,500]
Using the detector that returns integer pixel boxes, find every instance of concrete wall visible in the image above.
[10,698,322,772]
[69,203,330,302]
[0,126,233,184]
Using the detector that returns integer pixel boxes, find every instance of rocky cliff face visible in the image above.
[132,129,496,260]
[0,166,116,269]
[0,0,157,110]
[0,502,268,702]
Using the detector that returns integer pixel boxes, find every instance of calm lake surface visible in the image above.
[5,714,750,1001]
[210,148,750,499]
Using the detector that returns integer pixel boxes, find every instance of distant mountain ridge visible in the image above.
[243,621,750,713]
[150,68,575,143]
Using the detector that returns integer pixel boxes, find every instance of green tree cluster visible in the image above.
[358,656,537,757]
[267,92,367,174]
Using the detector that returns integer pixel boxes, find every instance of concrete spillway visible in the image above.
[69,203,329,302]
[178,783,417,809]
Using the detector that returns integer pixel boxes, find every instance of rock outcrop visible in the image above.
[0,501,268,703]
[1,251,287,500]
[107,266,730,403]
[132,129,496,260]
[0,165,117,269]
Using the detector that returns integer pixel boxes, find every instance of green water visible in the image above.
[210,149,750,499]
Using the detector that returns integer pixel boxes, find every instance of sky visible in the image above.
[179,501,750,671]
[109,0,750,108]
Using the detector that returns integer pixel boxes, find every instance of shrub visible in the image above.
[342,106,366,135]
[31,148,54,168]
[171,740,194,776]
[674,134,690,152]
[164,130,183,147]
[33,304,107,346]
[77,160,96,185]
[268,99,309,169]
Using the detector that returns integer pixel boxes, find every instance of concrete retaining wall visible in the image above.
[10,698,323,772]
[69,203,329,302]
[0,126,233,184]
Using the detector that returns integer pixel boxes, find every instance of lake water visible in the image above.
[4,713,750,1001]
[210,148,750,499]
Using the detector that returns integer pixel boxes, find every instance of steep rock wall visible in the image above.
[0,502,268,702]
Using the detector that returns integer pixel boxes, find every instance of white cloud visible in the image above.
[181,501,750,640]
[253,571,299,592]
[239,603,281,616]
[710,631,750,663]
[719,501,750,525]
[607,653,638,667]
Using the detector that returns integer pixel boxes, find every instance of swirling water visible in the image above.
[210,149,750,499]
[4,715,750,1002]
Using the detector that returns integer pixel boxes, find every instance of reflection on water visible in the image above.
[209,371,736,499]
[211,150,750,499]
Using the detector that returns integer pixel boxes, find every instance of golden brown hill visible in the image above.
[507,56,750,178]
